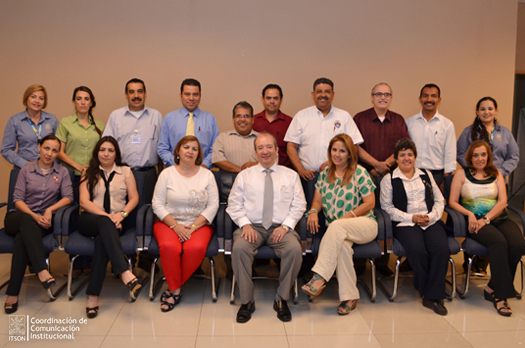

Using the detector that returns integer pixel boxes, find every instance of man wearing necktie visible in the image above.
[227,133,306,323]
[158,78,219,169]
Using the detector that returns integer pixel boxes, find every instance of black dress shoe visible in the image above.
[273,300,292,322]
[236,301,255,323]
[422,298,448,316]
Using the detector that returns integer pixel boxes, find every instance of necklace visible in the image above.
[39,167,51,173]
[335,171,344,179]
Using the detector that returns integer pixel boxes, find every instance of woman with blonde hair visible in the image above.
[302,134,377,315]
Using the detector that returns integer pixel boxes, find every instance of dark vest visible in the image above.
[391,169,434,214]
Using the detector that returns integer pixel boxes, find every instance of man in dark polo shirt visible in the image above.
[354,82,410,276]
[354,82,410,181]
[253,84,292,167]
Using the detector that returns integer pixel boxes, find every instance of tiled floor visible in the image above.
[1,250,525,348]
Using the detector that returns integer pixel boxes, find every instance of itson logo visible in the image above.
[9,315,87,341]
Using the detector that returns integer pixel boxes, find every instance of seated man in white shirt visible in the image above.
[227,133,306,323]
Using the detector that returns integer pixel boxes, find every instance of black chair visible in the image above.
[144,203,224,302]
[0,167,72,300]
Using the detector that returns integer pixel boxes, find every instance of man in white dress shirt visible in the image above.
[227,133,306,323]
[405,83,456,189]
[284,77,363,204]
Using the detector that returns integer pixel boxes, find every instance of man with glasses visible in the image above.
[354,83,410,181]
[353,82,410,276]
[212,101,259,174]
[158,78,219,168]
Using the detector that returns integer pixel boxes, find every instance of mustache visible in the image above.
[132,98,142,102]
[317,96,329,101]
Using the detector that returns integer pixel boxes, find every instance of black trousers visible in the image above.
[394,223,450,300]
[78,213,129,296]
[469,219,524,299]
[5,212,51,296]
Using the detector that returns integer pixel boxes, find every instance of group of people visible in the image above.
[1,77,522,323]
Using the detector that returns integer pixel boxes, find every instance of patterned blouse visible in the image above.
[315,165,376,225]
[460,168,500,219]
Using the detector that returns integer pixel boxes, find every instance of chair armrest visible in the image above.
[136,204,151,237]
[374,207,393,253]
[224,211,235,253]
[60,204,80,237]
[508,206,525,235]
[213,203,226,239]
[444,206,466,238]
[0,202,6,210]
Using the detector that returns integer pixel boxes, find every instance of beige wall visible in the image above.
[0,0,519,210]
[517,3,525,72]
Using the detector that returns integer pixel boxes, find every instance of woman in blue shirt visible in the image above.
[1,85,59,169]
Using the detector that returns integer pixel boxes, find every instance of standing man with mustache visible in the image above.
[405,83,456,189]
[253,84,293,167]
[103,78,163,206]
[103,78,163,272]
[353,82,410,276]
[285,77,364,205]
[158,78,219,169]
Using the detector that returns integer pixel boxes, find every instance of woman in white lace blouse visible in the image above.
[152,136,219,312]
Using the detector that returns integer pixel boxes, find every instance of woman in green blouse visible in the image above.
[56,86,104,274]
[56,86,104,203]
[301,134,377,315]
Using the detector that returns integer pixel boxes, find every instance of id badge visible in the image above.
[130,130,141,144]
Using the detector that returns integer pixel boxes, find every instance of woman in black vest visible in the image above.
[380,138,449,316]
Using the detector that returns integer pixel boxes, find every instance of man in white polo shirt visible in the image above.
[284,77,364,204]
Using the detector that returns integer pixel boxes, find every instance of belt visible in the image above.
[133,166,155,172]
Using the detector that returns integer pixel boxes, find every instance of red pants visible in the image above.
[153,221,213,291]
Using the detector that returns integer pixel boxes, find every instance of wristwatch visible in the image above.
[281,225,290,232]
[483,216,490,225]
[121,210,129,219]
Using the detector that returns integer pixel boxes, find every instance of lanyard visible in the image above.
[27,118,42,139]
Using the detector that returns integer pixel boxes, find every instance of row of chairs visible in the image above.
[1,170,523,306]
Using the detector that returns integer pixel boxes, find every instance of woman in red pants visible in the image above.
[152,136,219,312]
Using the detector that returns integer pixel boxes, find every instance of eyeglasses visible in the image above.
[234,114,253,119]
[372,92,392,98]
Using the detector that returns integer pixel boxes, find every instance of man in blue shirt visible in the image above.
[158,79,219,168]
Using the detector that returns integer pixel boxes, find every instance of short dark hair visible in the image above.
[232,101,253,118]
[419,83,440,98]
[125,78,146,93]
[180,78,201,93]
[262,84,283,98]
[393,138,417,159]
[39,134,61,150]
[313,77,334,91]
